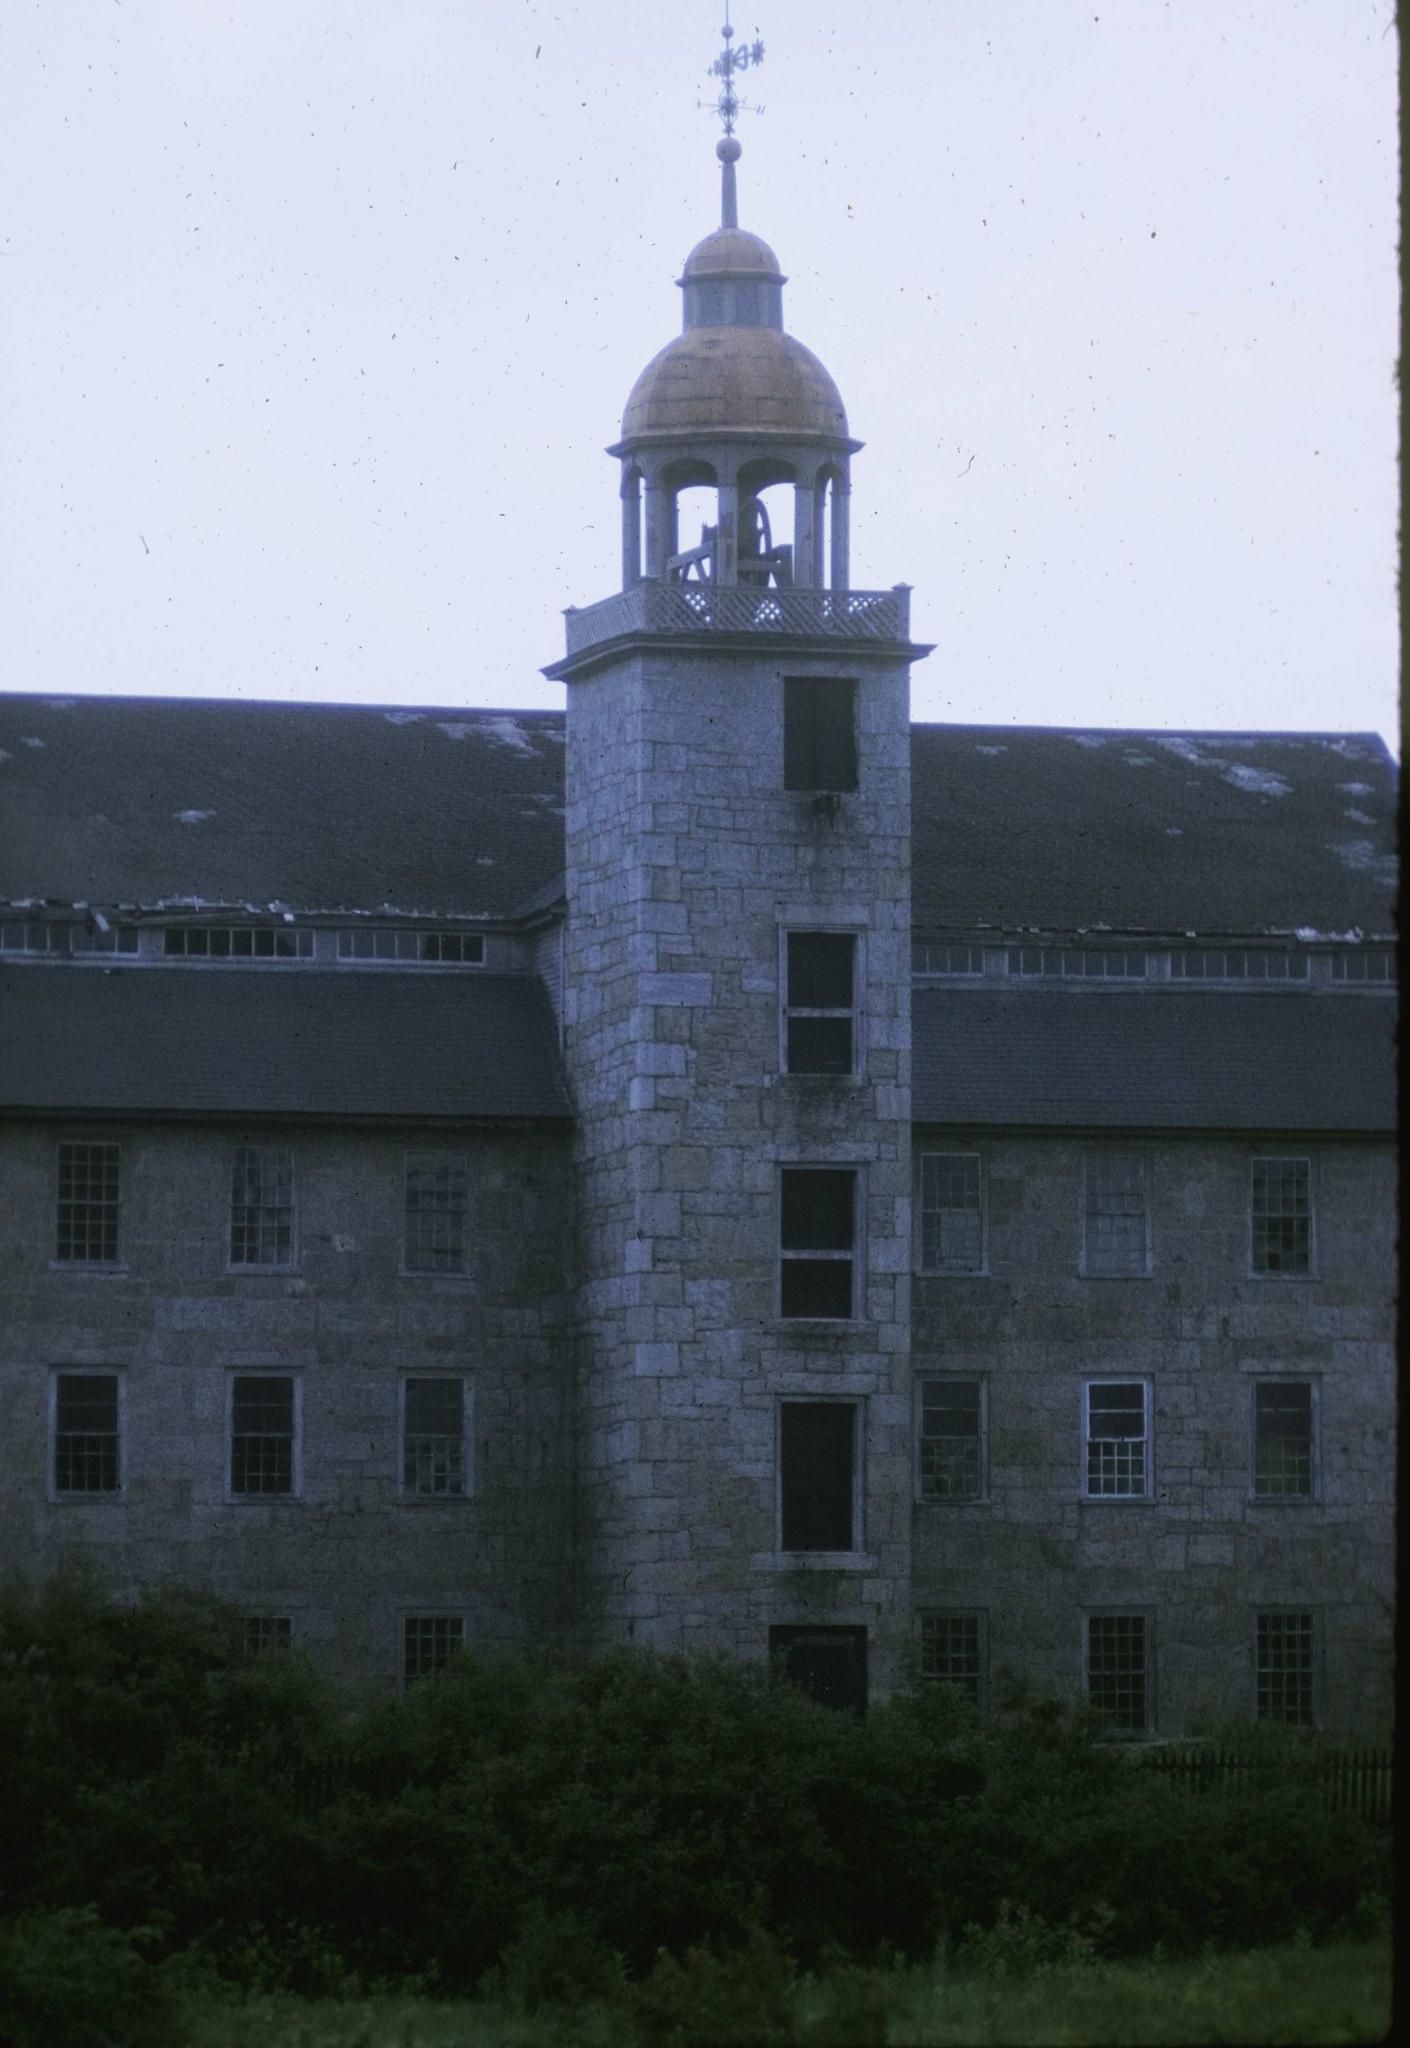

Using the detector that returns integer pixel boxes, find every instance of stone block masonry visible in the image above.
[564,641,915,1688]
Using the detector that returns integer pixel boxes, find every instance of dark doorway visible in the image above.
[769,1625,868,1715]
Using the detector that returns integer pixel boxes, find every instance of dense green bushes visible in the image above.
[0,1570,1388,2001]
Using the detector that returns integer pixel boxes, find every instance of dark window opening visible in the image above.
[1256,1612,1315,1725]
[784,678,857,793]
[920,1612,985,1706]
[404,1615,464,1686]
[1087,1613,1148,1733]
[244,1616,293,1655]
[1253,1382,1314,1498]
[230,1375,295,1496]
[403,1377,467,1497]
[56,1143,120,1263]
[54,1374,120,1493]
[780,1401,857,1551]
[920,1379,984,1499]
[770,1626,868,1714]
[1251,1157,1311,1275]
[780,1168,855,1319]
[785,931,856,1074]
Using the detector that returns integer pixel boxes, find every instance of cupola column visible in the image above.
[716,476,740,585]
[643,476,672,581]
[830,474,851,591]
[792,477,818,590]
[620,467,642,588]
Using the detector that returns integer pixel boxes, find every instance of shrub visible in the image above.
[629,1927,798,2048]
[0,1907,182,2048]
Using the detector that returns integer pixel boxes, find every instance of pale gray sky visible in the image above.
[2,1,1398,747]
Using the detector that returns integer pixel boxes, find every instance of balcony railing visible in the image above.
[563,581,912,658]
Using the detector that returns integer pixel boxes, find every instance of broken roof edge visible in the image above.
[911,921,1399,944]
[909,720,1396,752]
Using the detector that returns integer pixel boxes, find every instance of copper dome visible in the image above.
[679,226,784,282]
[619,326,849,445]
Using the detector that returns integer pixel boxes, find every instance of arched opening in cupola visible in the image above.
[817,463,851,592]
[737,459,798,590]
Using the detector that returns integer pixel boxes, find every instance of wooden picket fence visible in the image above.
[1139,1744,1392,1826]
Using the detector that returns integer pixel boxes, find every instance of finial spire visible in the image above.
[702,7,765,229]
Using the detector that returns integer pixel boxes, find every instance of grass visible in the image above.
[180,1940,1392,2047]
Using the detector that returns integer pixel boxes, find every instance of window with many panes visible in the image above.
[404,1615,464,1686]
[70,925,139,955]
[919,1611,986,1707]
[337,928,484,963]
[1008,947,1147,979]
[784,931,856,1075]
[229,1376,296,1496]
[56,1143,121,1263]
[244,1616,293,1655]
[163,926,313,958]
[779,1168,857,1318]
[919,1379,986,1499]
[1083,1152,1148,1277]
[783,678,857,792]
[52,1373,121,1494]
[1083,1382,1150,1498]
[401,1377,469,1498]
[912,942,985,977]
[1255,1611,1316,1725]
[919,1152,983,1273]
[779,1401,858,1551]
[229,1148,296,1268]
[1170,948,1307,981]
[1086,1613,1150,1733]
[1329,948,1395,983]
[1251,1157,1312,1275]
[404,1153,470,1273]
[1252,1381,1316,1499]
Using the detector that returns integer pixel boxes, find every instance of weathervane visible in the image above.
[700,6,765,139]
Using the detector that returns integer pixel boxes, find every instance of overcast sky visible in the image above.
[1,1,1397,749]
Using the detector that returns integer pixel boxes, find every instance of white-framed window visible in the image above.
[919,1152,984,1273]
[403,1614,465,1687]
[919,1610,987,1707]
[228,1374,299,1498]
[782,929,858,1075]
[163,926,314,959]
[918,1378,986,1500]
[70,925,140,955]
[337,928,485,964]
[229,1147,297,1269]
[1083,1381,1151,1498]
[1,920,70,954]
[404,1152,470,1274]
[1250,1156,1313,1276]
[778,1399,860,1552]
[243,1615,293,1655]
[1170,948,1308,981]
[400,1376,471,1498]
[50,1370,123,1496]
[1255,1610,1317,1726]
[1085,1611,1153,1734]
[779,1167,858,1319]
[1251,1380,1318,1500]
[912,943,985,977]
[1329,948,1395,983]
[1008,947,1147,979]
[55,1142,121,1264]
[1083,1151,1149,1277]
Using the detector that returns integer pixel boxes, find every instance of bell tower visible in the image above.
[546,20,929,1704]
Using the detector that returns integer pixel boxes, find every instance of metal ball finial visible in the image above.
[717,136,742,163]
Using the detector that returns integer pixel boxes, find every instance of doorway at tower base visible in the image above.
[769,1624,868,1714]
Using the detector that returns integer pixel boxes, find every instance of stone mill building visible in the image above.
[0,131,1396,1736]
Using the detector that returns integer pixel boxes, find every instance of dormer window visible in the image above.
[164,926,313,960]
[337,929,484,965]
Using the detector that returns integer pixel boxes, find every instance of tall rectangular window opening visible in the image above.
[1084,1381,1150,1497]
[784,931,856,1074]
[1252,1381,1316,1499]
[230,1375,296,1496]
[779,1168,856,1319]
[56,1143,120,1264]
[402,1377,469,1498]
[1084,1152,1149,1276]
[230,1147,296,1268]
[919,1379,985,1499]
[919,1612,986,1707]
[405,1153,470,1273]
[920,1152,983,1273]
[404,1615,464,1686]
[1256,1612,1316,1725]
[1251,1157,1312,1275]
[779,1401,858,1552]
[783,677,858,792]
[52,1373,121,1494]
[1086,1613,1150,1733]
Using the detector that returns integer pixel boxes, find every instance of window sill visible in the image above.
[49,1261,128,1275]
[226,1264,302,1277]
[772,1317,864,1335]
[48,1492,125,1506]
[1247,1495,1322,1509]
[1246,1272,1318,1284]
[916,1267,988,1280]
[753,1551,878,1572]
[916,1494,991,1508]
[397,1495,475,1507]
[1079,1493,1156,1506]
[778,1072,866,1090]
[225,1494,301,1506]
[398,1269,472,1282]
[1080,1271,1154,1283]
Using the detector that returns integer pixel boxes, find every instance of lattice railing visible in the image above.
[564,581,911,657]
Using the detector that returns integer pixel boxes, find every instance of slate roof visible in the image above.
[0,698,1397,938]
[910,725,1398,936]
[0,968,571,1123]
[912,987,1395,1133]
